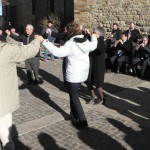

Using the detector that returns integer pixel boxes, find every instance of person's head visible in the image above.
[112,23,119,30]
[121,32,128,41]
[47,20,53,28]
[129,21,136,29]
[63,27,67,33]
[66,21,82,37]
[26,24,34,35]
[0,29,3,35]
[142,35,149,45]
[10,28,16,34]
[93,26,105,38]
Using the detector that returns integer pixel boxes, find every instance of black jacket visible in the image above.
[116,40,132,56]
[111,29,122,40]
[126,28,141,43]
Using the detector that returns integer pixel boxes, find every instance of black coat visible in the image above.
[115,40,132,57]
[51,31,68,45]
[87,36,106,87]
[126,28,141,43]
[111,29,122,40]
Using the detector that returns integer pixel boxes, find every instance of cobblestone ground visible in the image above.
[12,55,150,150]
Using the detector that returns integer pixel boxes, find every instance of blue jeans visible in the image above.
[67,82,87,121]
[44,49,48,60]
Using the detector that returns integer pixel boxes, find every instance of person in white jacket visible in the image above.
[41,21,98,127]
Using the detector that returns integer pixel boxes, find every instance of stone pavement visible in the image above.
[12,57,150,150]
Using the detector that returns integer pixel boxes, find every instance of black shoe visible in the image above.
[34,80,39,85]
[71,119,88,128]
[27,80,34,85]
[102,98,106,105]
[93,98,103,105]
[78,120,88,128]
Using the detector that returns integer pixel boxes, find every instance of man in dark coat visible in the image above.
[8,24,40,84]
[110,32,132,73]
[125,22,142,43]
[132,35,150,78]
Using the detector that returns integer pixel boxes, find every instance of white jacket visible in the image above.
[42,35,97,83]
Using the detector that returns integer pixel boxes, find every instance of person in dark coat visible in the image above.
[110,32,132,73]
[7,24,40,85]
[111,23,122,40]
[125,21,142,43]
[85,26,106,105]
[132,35,150,78]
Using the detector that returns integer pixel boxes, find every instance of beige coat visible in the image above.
[0,39,40,117]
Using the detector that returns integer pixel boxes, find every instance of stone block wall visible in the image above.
[74,0,150,35]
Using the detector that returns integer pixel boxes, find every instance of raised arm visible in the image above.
[12,38,41,62]
[42,40,71,57]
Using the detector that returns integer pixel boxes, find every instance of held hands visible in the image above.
[34,35,44,43]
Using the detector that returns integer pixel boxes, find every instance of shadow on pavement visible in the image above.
[17,67,69,120]
[107,118,150,150]
[77,127,126,150]
[38,133,67,150]
[39,68,64,91]
[103,82,150,127]
[12,125,31,150]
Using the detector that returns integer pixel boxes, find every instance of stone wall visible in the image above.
[74,0,150,35]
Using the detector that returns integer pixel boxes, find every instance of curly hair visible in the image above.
[66,21,82,37]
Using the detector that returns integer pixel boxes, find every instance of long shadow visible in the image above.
[107,118,150,150]
[17,67,69,120]
[77,127,126,150]
[39,68,64,91]
[17,66,64,91]
[12,125,31,150]
[38,133,67,150]
[103,82,150,126]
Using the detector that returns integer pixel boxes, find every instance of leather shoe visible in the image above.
[34,80,39,85]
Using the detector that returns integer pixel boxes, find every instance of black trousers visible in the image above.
[110,55,129,71]
[25,57,40,82]
[133,57,149,77]
[67,82,87,122]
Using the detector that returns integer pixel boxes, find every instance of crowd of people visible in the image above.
[105,22,150,78]
[0,20,150,149]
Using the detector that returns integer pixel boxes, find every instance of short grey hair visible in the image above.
[93,26,105,37]
[26,24,34,31]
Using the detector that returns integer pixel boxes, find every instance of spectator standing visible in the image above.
[42,20,57,61]
[7,24,41,85]
[111,23,122,40]
[126,21,142,43]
